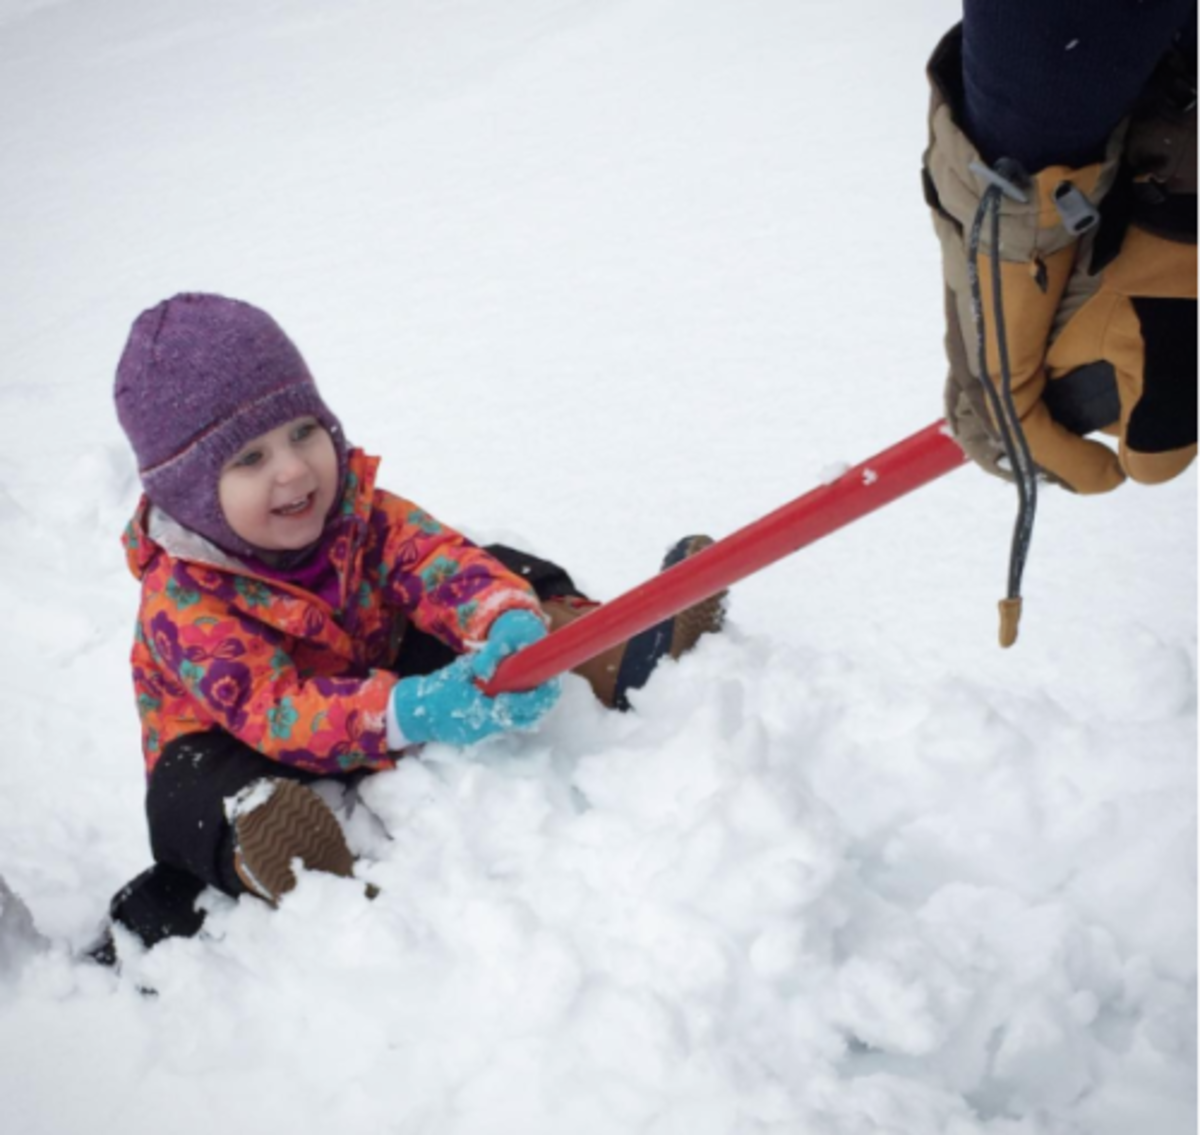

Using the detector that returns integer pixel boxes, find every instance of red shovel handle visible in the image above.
[483,420,967,695]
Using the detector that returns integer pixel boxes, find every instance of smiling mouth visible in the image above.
[272,493,316,518]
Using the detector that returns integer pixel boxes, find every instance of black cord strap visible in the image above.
[966,170,1040,646]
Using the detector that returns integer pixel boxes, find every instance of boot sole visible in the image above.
[233,780,355,904]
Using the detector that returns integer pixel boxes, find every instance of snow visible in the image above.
[224,779,278,824]
[0,1,1195,1133]
[0,874,47,977]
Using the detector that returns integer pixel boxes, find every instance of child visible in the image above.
[101,293,723,956]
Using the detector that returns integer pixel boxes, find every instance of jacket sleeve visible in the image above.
[374,492,546,652]
[140,566,399,775]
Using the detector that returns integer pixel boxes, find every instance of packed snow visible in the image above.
[1,1,1195,1133]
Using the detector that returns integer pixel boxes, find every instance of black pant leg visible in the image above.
[108,865,208,948]
[484,544,586,603]
[110,731,325,948]
[391,543,588,678]
[147,731,322,895]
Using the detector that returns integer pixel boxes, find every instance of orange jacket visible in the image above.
[123,449,542,777]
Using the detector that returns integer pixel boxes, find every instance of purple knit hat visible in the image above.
[114,293,349,557]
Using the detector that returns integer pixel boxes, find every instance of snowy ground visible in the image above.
[0,2,1195,1133]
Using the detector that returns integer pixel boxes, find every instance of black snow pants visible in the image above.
[108,546,583,950]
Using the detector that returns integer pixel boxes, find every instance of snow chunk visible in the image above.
[0,875,48,980]
[819,461,852,485]
[224,779,278,823]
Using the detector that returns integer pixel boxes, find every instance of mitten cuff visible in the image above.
[924,25,1126,262]
[386,694,413,751]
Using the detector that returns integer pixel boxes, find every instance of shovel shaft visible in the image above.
[483,420,966,695]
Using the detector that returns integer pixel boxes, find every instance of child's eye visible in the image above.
[292,421,319,443]
[233,449,263,469]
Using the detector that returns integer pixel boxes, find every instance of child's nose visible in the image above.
[274,448,308,483]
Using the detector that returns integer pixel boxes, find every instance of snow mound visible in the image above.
[0,0,1193,1131]
[0,875,48,983]
[4,635,1193,1135]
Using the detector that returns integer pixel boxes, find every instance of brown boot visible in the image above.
[544,535,726,711]
[231,779,356,905]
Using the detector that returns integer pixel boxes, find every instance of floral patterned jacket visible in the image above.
[123,449,542,777]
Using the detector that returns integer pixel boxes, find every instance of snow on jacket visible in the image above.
[122,449,543,777]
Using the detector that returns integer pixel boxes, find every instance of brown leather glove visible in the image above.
[924,26,1197,494]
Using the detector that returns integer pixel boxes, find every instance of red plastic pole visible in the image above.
[483,420,967,695]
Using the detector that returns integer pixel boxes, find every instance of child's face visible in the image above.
[218,417,339,553]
